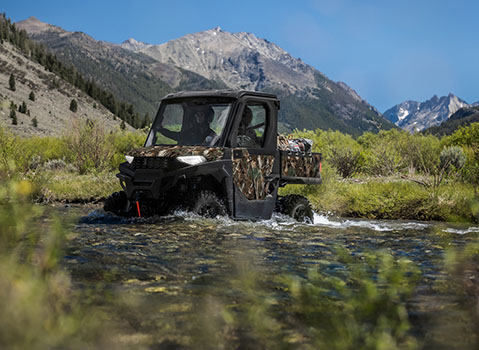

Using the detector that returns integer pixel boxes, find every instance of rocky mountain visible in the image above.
[384,94,471,133]
[121,27,393,134]
[425,106,479,136]
[120,38,151,52]
[16,17,223,119]
[18,17,395,135]
[0,41,128,136]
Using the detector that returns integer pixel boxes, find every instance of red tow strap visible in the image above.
[136,200,141,217]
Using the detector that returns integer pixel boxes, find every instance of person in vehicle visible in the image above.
[237,107,260,147]
[159,105,217,145]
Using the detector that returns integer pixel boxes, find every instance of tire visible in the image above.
[104,191,131,216]
[278,194,314,223]
[190,190,227,218]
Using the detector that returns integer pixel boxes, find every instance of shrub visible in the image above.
[358,130,410,176]
[63,119,113,174]
[108,130,144,169]
[8,73,15,91]
[440,146,466,176]
[0,126,19,179]
[445,123,479,194]
[294,129,363,177]
[69,99,78,113]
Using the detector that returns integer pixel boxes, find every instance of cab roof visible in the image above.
[162,89,278,101]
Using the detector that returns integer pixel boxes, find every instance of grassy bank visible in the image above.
[283,125,479,223]
[281,171,479,222]
[41,170,121,203]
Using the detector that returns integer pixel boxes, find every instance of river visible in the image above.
[55,205,479,349]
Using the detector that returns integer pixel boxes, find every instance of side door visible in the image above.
[231,98,279,220]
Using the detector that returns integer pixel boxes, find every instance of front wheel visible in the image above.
[104,191,133,217]
[190,190,227,218]
[277,194,314,223]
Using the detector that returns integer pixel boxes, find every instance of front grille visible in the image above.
[132,157,175,170]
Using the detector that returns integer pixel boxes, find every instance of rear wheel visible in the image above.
[190,190,227,218]
[278,194,314,223]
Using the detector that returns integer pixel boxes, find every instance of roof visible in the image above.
[162,89,278,101]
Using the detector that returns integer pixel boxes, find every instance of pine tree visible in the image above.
[10,109,17,125]
[141,113,151,128]
[120,119,126,130]
[9,73,15,91]
[32,116,38,127]
[29,90,35,101]
[18,101,27,114]
[69,99,78,112]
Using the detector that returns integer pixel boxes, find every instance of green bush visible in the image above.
[108,130,144,169]
[294,129,363,177]
[63,119,113,174]
[358,130,410,176]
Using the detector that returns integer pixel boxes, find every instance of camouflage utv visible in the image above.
[104,90,322,222]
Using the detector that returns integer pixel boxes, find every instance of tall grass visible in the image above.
[0,179,118,349]
[0,121,143,202]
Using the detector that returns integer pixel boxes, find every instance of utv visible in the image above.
[104,90,322,222]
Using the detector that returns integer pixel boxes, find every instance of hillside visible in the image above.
[424,106,479,136]
[383,93,470,133]
[18,17,395,135]
[16,17,225,119]
[0,41,130,136]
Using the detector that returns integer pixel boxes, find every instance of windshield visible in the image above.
[145,98,233,147]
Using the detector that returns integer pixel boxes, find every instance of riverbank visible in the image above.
[281,174,479,223]
[32,168,479,223]
[38,170,120,203]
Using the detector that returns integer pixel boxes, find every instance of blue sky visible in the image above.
[3,0,478,112]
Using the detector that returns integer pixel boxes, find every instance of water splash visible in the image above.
[443,227,479,235]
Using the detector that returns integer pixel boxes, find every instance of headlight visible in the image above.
[177,155,206,165]
[125,155,134,164]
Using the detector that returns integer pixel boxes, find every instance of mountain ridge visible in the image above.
[424,106,479,136]
[17,17,395,135]
[383,93,471,133]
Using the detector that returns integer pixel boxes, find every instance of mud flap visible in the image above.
[233,187,276,220]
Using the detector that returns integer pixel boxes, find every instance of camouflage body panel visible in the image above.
[277,134,290,151]
[281,152,322,178]
[127,146,224,161]
[232,149,275,200]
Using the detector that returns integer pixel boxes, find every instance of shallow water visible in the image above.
[63,207,478,285]
[54,205,479,348]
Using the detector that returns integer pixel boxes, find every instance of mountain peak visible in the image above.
[384,94,471,133]
[16,16,64,35]
[120,37,150,51]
